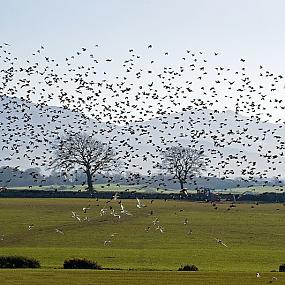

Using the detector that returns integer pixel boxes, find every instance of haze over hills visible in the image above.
[0,95,284,182]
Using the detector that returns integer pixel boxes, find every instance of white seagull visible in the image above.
[28,224,34,230]
[55,228,64,235]
[156,225,165,233]
[112,192,119,200]
[82,207,90,213]
[152,218,159,225]
[71,211,81,222]
[187,228,193,235]
[136,198,146,208]
[120,204,132,216]
[100,207,107,216]
[104,239,111,246]
[215,238,228,247]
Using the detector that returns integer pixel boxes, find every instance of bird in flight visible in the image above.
[120,203,132,215]
[82,207,90,213]
[136,198,146,208]
[71,211,81,221]
[55,228,64,235]
[215,238,228,247]
[28,224,34,230]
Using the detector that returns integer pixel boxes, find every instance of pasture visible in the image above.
[10,184,285,194]
[0,198,284,284]
[0,270,284,285]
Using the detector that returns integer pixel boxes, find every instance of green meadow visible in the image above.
[0,270,284,285]
[0,198,284,284]
[10,184,285,194]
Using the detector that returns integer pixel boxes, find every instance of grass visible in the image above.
[0,198,284,284]
[10,184,285,194]
[216,185,285,194]
[0,270,284,285]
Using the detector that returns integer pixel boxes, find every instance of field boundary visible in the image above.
[0,189,284,202]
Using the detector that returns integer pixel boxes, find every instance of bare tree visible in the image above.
[161,146,206,190]
[50,133,116,192]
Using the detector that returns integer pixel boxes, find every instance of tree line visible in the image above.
[0,132,283,191]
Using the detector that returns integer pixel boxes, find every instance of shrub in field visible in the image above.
[0,256,40,268]
[63,258,102,269]
[279,264,285,272]
[178,264,199,271]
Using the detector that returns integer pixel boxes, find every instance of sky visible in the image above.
[1,0,285,178]
[1,0,285,68]
[1,0,285,122]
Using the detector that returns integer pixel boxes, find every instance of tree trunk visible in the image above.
[179,180,184,190]
[85,168,94,193]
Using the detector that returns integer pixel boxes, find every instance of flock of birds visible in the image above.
[0,43,284,191]
[14,192,280,282]
[20,195,222,248]
[0,43,283,282]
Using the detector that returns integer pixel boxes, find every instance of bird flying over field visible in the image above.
[120,203,132,215]
[55,228,64,234]
[136,198,146,208]
[28,224,34,230]
[215,238,228,247]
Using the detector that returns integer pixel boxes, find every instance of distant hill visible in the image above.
[0,95,284,183]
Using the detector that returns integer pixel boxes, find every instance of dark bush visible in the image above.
[63,258,102,269]
[279,264,285,272]
[178,264,199,271]
[0,256,40,268]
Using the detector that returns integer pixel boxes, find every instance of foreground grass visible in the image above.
[0,199,284,273]
[0,270,284,285]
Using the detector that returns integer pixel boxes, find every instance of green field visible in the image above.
[10,184,285,194]
[0,198,284,284]
[0,270,284,285]
[215,185,285,195]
